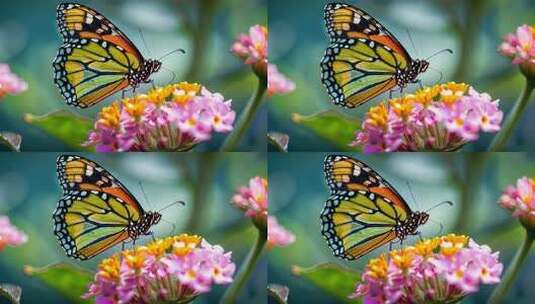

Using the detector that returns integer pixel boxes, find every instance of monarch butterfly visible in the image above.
[53,3,162,108]
[320,3,429,108]
[320,155,429,260]
[53,155,162,260]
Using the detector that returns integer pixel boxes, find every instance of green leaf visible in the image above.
[24,110,94,150]
[267,283,289,304]
[24,263,93,304]
[292,263,361,303]
[0,283,21,304]
[0,132,22,151]
[267,132,289,152]
[291,111,359,150]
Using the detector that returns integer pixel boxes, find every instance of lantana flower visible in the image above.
[231,176,268,225]
[499,24,535,77]
[353,82,503,152]
[352,234,503,304]
[0,215,27,252]
[267,215,295,249]
[0,64,27,100]
[231,24,268,74]
[268,63,296,96]
[83,234,235,304]
[85,82,235,152]
[499,176,535,228]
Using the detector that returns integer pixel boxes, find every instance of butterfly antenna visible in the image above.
[425,48,453,62]
[158,200,186,213]
[405,28,419,57]
[138,181,153,209]
[405,181,421,210]
[425,201,454,213]
[158,48,186,62]
[138,28,153,57]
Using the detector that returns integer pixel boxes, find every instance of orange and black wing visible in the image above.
[54,155,144,260]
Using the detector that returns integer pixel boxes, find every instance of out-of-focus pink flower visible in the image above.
[0,215,27,251]
[231,177,268,223]
[84,82,235,152]
[499,176,535,227]
[231,25,268,66]
[83,234,235,304]
[267,216,295,249]
[499,24,535,76]
[0,64,27,99]
[353,83,503,152]
[351,234,503,304]
[267,64,295,96]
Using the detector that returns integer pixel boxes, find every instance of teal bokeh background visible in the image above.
[0,152,267,303]
[269,0,535,151]
[269,152,535,303]
[0,0,267,151]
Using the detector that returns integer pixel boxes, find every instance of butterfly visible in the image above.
[320,155,429,260]
[53,155,162,260]
[320,3,429,108]
[53,3,162,108]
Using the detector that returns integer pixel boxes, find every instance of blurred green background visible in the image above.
[0,152,267,303]
[269,0,535,152]
[0,0,266,151]
[269,152,535,303]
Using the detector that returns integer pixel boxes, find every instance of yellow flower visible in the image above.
[365,254,388,280]
[98,254,121,280]
[439,82,469,106]
[365,103,389,129]
[173,82,201,106]
[413,85,440,107]
[390,248,416,270]
[414,237,441,258]
[97,103,121,129]
[173,234,202,257]
[122,96,146,119]
[146,237,175,258]
[439,234,469,256]
[146,86,174,106]
[390,97,414,121]
[123,247,148,270]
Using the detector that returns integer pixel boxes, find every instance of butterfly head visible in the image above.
[409,59,430,83]
[142,59,162,82]
[129,211,162,239]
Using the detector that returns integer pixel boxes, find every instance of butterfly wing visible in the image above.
[54,3,145,108]
[54,155,144,259]
[321,155,413,260]
[321,3,413,108]
[321,190,403,260]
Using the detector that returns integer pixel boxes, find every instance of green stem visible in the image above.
[184,153,218,232]
[184,0,217,81]
[488,77,535,151]
[488,227,535,304]
[220,225,267,304]
[220,74,267,151]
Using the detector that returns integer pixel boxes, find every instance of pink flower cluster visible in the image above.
[499,176,535,227]
[0,64,27,99]
[268,63,296,96]
[267,216,295,249]
[231,25,268,66]
[85,82,235,152]
[353,83,503,152]
[232,176,268,221]
[83,235,235,304]
[499,24,535,76]
[352,235,503,304]
[0,215,27,251]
